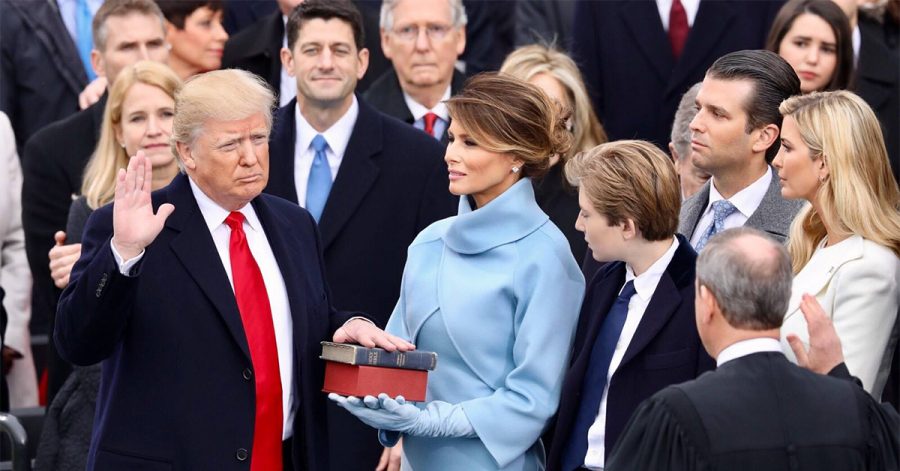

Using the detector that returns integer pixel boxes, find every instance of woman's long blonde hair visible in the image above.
[81,61,182,209]
[782,90,900,273]
[500,44,607,160]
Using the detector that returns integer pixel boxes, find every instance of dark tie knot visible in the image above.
[224,211,245,231]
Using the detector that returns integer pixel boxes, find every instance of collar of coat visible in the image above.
[443,178,549,254]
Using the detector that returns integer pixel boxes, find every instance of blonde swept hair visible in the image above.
[81,61,182,209]
[564,140,681,241]
[782,90,900,273]
[445,72,572,180]
[500,44,607,160]
[171,69,275,162]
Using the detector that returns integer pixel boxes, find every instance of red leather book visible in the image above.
[323,362,428,402]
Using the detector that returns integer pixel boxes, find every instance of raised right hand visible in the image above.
[49,231,82,288]
[112,151,174,260]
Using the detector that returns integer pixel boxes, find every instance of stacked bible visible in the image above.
[320,341,438,402]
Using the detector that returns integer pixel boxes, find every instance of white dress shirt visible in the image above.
[583,237,681,470]
[280,15,297,107]
[403,86,451,139]
[690,167,772,248]
[293,96,359,207]
[655,0,701,30]
[716,337,783,367]
[111,178,296,439]
[57,0,103,45]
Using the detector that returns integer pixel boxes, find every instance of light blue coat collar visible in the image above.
[443,178,549,254]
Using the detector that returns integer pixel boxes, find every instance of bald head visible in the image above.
[696,228,793,330]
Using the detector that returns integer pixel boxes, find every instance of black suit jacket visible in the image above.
[608,352,900,470]
[55,174,351,470]
[548,236,715,470]
[570,0,782,148]
[265,97,457,470]
[222,11,285,100]
[21,95,106,402]
[856,13,899,183]
[363,68,467,144]
[1,0,88,153]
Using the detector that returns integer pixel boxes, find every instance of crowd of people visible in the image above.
[1,0,899,470]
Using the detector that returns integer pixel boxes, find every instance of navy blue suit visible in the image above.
[265,97,457,471]
[547,236,715,470]
[55,174,351,470]
[570,0,782,148]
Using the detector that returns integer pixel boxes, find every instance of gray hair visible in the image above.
[93,0,166,51]
[171,69,275,171]
[379,0,467,30]
[696,227,793,330]
[671,82,701,161]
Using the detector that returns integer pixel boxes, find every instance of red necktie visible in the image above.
[224,212,283,471]
[669,0,689,60]
[423,112,439,138]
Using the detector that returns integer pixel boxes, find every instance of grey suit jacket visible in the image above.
[678,169,805,243]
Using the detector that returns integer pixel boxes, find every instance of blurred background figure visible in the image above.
[766,0,854,93]
[36,60,182,471]
[0,112,37,410]
[157,0,228,80]
[500,44,607,262]
[669,82,711,201]
[774,90,900,399]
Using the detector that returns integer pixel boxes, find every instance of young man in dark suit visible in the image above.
[55,68,412,471]
[267,2,456,469]
[21,0,170,404]
[547,140,715,471]
[607,227,900,470]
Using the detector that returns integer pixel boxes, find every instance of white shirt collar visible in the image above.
[188,176,263,233]
[716,337,783,366]
[402,86,451,122]
[625,236,681,301]
[294,95,359,159]
[707,166,772,218]
[655,0,701,29]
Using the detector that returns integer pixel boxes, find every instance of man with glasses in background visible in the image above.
[363,0,466,144]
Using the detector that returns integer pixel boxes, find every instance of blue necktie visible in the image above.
[560,280,637,471]
[306,134,332,222]
[694,200,738,251]
[76,0,96,80]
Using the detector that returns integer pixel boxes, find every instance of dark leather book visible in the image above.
[320,342,438,371]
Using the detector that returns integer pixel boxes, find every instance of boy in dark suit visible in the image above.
[548,140,715,471]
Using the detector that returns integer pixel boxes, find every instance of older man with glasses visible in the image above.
[363,0,467,144]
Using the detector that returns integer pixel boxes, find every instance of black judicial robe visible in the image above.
[606,353,900,471]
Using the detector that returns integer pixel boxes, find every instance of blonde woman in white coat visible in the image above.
[0,111,38,407]
[774,91,900,399]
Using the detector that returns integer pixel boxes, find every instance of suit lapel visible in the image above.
[317,99,381,249]
[667,1,737,96]
[679,182,710,240]
[573,265,626,366]
[618,1,674,83]
[14,0,87,94]
[856,17,899,109]
[783,236,864,319]
[266,13,285,92]
[744,169,797,240]
[267,101,300,204]
[165,175,251,360]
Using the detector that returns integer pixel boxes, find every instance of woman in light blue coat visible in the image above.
[331,73,585,470]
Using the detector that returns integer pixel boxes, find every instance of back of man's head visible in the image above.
[696,227,793,330]
[286,0,366,52]
[92,0,165,52]
[671,82,702,162]
[706,50,801,161]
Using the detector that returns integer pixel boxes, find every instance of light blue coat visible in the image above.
[385,179,585,470]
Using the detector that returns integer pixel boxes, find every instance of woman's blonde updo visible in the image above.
[445,72,572,180]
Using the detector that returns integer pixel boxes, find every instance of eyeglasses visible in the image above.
[390,24,453,42]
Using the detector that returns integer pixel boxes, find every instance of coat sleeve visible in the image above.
[54,207,139,366]
[459,237,585,468]
[828,251,900,394]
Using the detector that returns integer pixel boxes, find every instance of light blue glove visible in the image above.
[328,393,476,440]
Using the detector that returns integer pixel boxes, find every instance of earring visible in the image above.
[511,166,520,174]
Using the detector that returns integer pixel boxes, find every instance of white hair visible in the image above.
[379,0,467,30]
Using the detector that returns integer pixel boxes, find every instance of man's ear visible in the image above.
[90,49,106,78]
[697,284,717,325]
[751,123,780,154]
[176,142,196,171]
[280,47,295,77]
[357,47,370,80]
[380,28,393,60]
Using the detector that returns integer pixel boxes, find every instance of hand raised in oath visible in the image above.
[111,151,175,260]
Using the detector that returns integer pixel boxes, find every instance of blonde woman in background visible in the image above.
[774,90,900,399]
[500,44,607,261]
[37,61,182,470]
